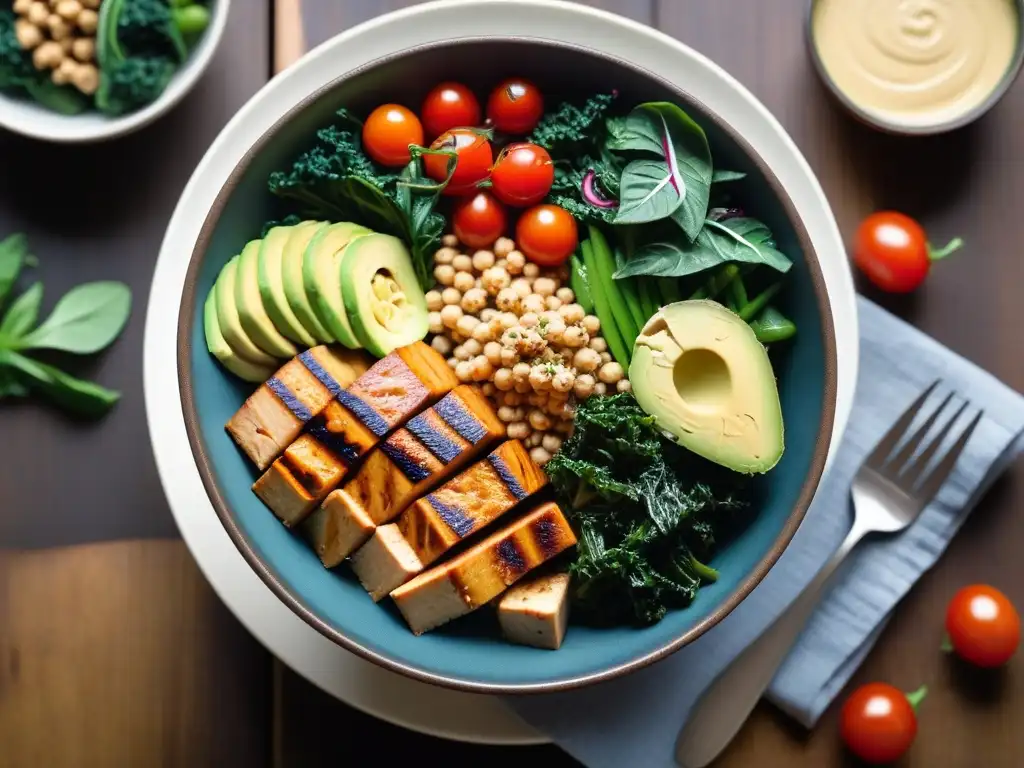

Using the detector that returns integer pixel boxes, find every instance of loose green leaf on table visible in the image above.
[0,233,30,308]
[0,281,42,339]
[18,281,132,354]
[0,350,121,417]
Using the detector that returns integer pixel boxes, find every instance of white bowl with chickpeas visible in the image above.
[0,0,229,143]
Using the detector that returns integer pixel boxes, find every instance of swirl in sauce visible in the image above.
[813,0,1020,127]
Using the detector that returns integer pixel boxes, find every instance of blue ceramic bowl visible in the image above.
[178,39,837,693]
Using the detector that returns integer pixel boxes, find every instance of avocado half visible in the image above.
[629,300,784,474]
[340,233,429,358]
[203,290,276,383]
[302,222,371,349]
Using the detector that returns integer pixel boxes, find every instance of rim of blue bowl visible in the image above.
[176,36,839,695]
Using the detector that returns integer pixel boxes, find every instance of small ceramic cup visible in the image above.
[806,0,1024,135]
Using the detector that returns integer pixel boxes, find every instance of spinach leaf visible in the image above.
[614,159,684,224]
[0,233,30,310]
[0,368,29,398]
[0,281,42,339]
[711,169,746,183]
[608,102,712,240]
[0,350,120,417]
[614,217,793,279]
[750,305,797,343]
[19,281,132,354]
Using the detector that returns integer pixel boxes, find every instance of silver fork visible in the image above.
[675,381,984,768]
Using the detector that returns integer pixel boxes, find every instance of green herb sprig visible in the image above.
[0,234,132,417]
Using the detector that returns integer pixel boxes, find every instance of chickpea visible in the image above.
[542,317,566,343]
[523,262,540,279]
[573,373,596,399]
[542,434,563,454]
[481,266,511,295]
[573,347,602,373]
[480,307,498,322]
[598,362,625,384]
[453,271,475,293]
[594,382,608,396]
[470,249,494,272]
[498,312,517,330]
[424,290,444,311]
[495,288,520,313]
[519,312,539,329]
[47,13,70,39]
[514,379,532,394]
[455,314,479,338]
[561,326,588,348]
[483,341,503,366]
[589,336,608,353]
[509,278,532,299]
[518,329,547,358]
[581,314,601,334]
[434,264,456,286]
[462,338,483,357]
[505,250,526,274]
[532,277,556,297]
[560,304,587,325]
[482,382,496,397]
[544,295,562,311]
[447,357,459,370]
[14,19,43,49]
[27,2,49,26]
[497,405,518,422]
[471,355,493,382]
[75,7,97,33]
[32,40,63,69]
[471,322,494,344]
[70,36,93,62]
[501,392,522,408]
[442,234,459,248]
[435,246,457,265]
[529,365,553,391]
[427,311,444,334]
[507,421,530,440]
[600,352,612,364]
[617,379,633,393]
[55,0,80,20]
[509,362,529,382]
[528,409,552,432]
[545,397,567,416]
[430,335,453,356]
[521,294,545,314]
[440,304,463,329]
[551,368,576,393]
[451,253,472,272]
[493,237,515,259]
[555,287,575,304]
[51,56,76,84]
[494,368,514,392]
[453,344,471,362]
[80,0,99,6]
[13,0,32,14]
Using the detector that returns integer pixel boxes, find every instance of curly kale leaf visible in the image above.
[529,92,617,154]
[116,0,187,61]
[96,56,177,117]
[0,11,34,90]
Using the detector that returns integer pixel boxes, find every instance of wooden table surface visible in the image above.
[1,1,1022,766]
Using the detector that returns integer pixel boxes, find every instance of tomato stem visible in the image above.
[904,685,928,712]
[928,237,963,261]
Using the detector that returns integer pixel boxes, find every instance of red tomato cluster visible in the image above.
[359,79,577,267]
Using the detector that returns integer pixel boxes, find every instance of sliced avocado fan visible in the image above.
[340,234,430,358]
[302,222,370,350]
[258,223,318,348]
[235,239,299,359]
[204,290,276,383]
[214,256,278,368]
[629,300,784,474]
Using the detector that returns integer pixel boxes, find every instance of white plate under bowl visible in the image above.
[144,0,859,745]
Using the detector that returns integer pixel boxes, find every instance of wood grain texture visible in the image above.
[0,541,272,768]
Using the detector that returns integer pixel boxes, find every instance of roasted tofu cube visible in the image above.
[305,385,504,567]
[351,440,548,599]
[254,343,457,527]
[391,502,577,635]
[225,346,370,470]
[497,572,571,650]
[251,434,349,526]
[350,525,424,602]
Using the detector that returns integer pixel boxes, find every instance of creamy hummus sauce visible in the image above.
[813,0,1020,127]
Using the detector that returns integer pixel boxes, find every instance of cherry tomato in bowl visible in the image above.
[362,104,424,167]
[516,204,578,267]
[853,211,962,293]
[487,78,544,134]
[424,128,493,195]
[421,82,481,140]
[491,142,554,207]
[453,192,507,250]
[945,584,1021,668]
[840,683,926,765]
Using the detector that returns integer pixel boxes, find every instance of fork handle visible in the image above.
[675,523,868,768]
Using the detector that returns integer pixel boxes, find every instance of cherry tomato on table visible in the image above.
[423,128,494,195]
[487,77,544,134]
[421,81,481,140]
[945,584,1021,668]
[840,683,926,765]
[516,204,578,267]
[491,142,554,207]
[362,104,424,167]
[854,211,962,293]
[453,191,508,250]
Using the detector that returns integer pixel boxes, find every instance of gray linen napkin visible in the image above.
[503,297,1024,768]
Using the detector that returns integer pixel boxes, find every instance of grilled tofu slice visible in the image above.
[497,572,571,650]
[226,346,370,470]
[253,342,458,526]
[350,440,547,599]
[391,502,577,635]
[304,385,504,567]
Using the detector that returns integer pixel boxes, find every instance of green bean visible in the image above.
[739,280,783,322]
[689,264,740,300]
[750,305,797,343]
[581,240,631,366]
[658,278,682,307]
[173,5,211,40]
[587,227,639,350]
[637,278,659,318]
[621,277,647,333]
[569,253,595,314]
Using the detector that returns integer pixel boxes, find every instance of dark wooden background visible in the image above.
[1,1,1022,766]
